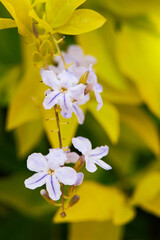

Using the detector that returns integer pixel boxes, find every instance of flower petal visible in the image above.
[47,149,67,170]
[60,94,72,119]
[46,175,61,201]
[41,70,60,89]
[72,104,84,124]
[24,172,48,189]
[72,136,92,155]
[86,159,97,173]
[94,89,103,110]
[70,84,85,100]
[95,159,112,170]
[74,172,84,186]
[65,152,80,163]
[55,167,77,185]
[27,153,48,172]
[90,146,109,160]
[58,70,79,88]
[43,91,61,109]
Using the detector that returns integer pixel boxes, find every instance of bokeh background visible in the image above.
[0,0,160,239]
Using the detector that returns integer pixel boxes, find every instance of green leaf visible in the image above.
[88,101,120,143]
[0,18,16,30]
[0,66,21,106]
[69,221,124,240]
[56,9,106,35]
[0,173,54,217]
[46,0,86,28]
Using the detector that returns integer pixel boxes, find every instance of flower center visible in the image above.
[48,169,54,175]
[61,87,67,93]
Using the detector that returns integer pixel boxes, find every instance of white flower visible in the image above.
[41,69,88,124]
[72,137,111,173]
[85,65,103,110]
[74,172,84,186]
[52,45,103,110]
[24,149,77,201]
[54,45,97,72]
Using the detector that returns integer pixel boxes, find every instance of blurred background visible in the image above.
[0,0,160,239]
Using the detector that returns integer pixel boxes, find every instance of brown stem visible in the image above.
[54,105,62,149]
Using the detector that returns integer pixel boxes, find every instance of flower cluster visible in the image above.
[41,45,103,124]
[25,137,111,201]
[25,44,111,215]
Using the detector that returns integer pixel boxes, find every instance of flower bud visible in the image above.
[79,71,89,85]
[68,195,80,208]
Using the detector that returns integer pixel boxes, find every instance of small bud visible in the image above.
[68,195,80,208]
[74,155,85,172]
[60,212,66,218]
[84,84,92,95]
[79,71,89,85]
[40,189,56,205]
[32,51,44,68]
[40,39,53,56]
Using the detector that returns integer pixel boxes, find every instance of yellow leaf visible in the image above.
[118,106,160,156]
[56,9,106,35]
[101,80,142,105]
[88,101,119,143]
[29,9,53,33]
[43,108,79,148]
[115,24,160,117]
[39,39,53,56]
[131,172,160,217]
[6,42,46,130]
[14,119,43,158]
[0,18,16,30]
[98,0,160,16]
[46,0,86,28]
[77,26,127,90]
[69,221,124,240]
[54,181,135,225]
[1,0,32,36]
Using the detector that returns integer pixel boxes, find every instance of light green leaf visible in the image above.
[88,101,119,143]
[0,173,54,217]
[54,181,135,225]
[69,221,124,240]
[0,18,16,30]
[56,9,106,35]
[46,0,86,28]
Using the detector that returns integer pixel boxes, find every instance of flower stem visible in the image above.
[54,105,63,149]
[49,33,68,69]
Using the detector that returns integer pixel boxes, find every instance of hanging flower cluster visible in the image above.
[25,42,111,216]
